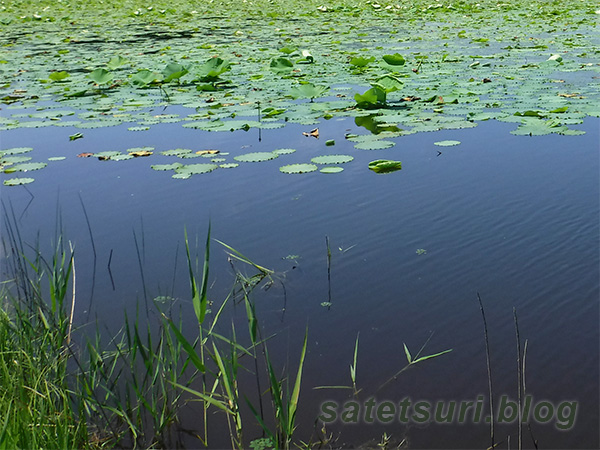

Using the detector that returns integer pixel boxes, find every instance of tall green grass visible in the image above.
[0,208,310,448]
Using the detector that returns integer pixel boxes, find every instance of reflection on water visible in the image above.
[1,113,598,448]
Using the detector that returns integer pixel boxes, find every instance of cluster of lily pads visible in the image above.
[0,0,598,184]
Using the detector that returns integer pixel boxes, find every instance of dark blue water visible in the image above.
[1,112,598,448]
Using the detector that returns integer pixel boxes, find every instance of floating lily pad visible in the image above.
[273,148,296,155]
[368,160,402,173]
[151,163,184,171]
[3,177,35,186]
[234,152,279,163]
[175,163,218,175]
[219,163,239,169]
[279,164,318,174]
[311,155,354,164]
[1,156,32,164]
[354,140,395,150]
[161,148,193,157]
[4,162,47,173]
[48,156,66,161]
[1,147,33,155]
[128,126,150,131]
[320,166,344,174]
[434,140,461,146]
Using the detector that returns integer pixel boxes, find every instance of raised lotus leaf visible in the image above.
[368,159,402,173]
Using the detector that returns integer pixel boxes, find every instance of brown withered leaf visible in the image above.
[302,128,319,138]
[129,150,153,157]
[196,150,220,155]
[77,152,94,158]
[558,93,584,98]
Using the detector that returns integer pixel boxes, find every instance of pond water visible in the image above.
[1,1,599,446]
[1,105,598,448]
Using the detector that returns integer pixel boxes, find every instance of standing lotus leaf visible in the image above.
[368,160,402,173]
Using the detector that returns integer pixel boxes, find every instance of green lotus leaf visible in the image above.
[234,152,279,162]
[219,163,239,169]
[1,156,32,164]
[320,166,344,173]
[273,148,296,155]
[382,53,406,66]
[4,162,47,173]
[368,159,402,173]
[162,63,189,83]
[132,69,161,86]
[152,163,184,171]
[49,71,70,82]
[0,147,33,156]
[289,83,329,100]
[279,163,318,174]
[270,57,294,75]
[107,55,128,70]
[434,140,461,146]
[48,157,66,161]
[350,56,375,68]
[175,163,218,175]
[196,57,230,81]
[311,155,354,164]
[279,46,298,55]
[376,75,404,93]
[354,140,395,150]
[510,118,567,136]
[355,86,386,109]
[161,148,193,157]
[172,172,192,179]
[89,68,113,85]
[128,126,150,131]
[3,177,35,186]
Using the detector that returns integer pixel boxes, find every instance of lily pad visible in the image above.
[4,162,47,173]
[161,148,193,157]
[1,147,33,155]
[234,152,279,163]
[1,156,32,164]
[273,148,296,155]
[151,163,184,171]
[354,140,395,150]
[320,166,344,174]
[3,177,35,186]
[175,163,218,175]
[219,163,239,169]
[434,140,461,146]
[279,164,318,174]
[310,155,354,164]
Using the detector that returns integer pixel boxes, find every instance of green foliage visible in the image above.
[354,85,387,109]
[195,57,230,82]
[162,63,188,83]
[382,53,406,66]
[88,68,113,85]
[270,57,294,75]
[49,71,70,82]
[368,159,402,173]
[289,83,329,101]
